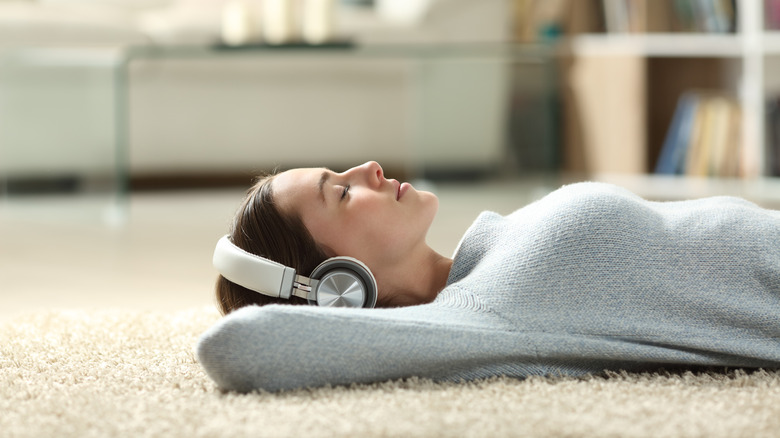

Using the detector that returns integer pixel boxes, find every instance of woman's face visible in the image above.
[273,161,439,268]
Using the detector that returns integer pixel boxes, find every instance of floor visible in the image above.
[2,174,779,321]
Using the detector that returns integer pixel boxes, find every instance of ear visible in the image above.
[319,243,337,258]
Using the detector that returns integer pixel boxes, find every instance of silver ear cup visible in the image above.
[309,257,378,308]
[315,269,366,307]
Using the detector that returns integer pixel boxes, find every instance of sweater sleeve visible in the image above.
[195,299,534,392]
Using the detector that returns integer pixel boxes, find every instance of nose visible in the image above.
[346,161,384,188]
[364,161,383,184]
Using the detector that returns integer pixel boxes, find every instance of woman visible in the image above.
[197,161,780,392]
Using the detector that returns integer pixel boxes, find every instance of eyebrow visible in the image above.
[317,170,330,204]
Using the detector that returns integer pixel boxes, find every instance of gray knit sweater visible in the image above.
[196,182,780,392]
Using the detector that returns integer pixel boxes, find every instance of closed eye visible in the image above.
[340,184,350,200]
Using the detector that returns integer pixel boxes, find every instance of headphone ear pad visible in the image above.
[309,257,378,308]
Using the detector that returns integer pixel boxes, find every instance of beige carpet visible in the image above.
[2,307,779,438]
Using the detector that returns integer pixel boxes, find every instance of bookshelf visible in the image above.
[555,0,780,193]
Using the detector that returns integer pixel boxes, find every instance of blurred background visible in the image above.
[2,0,780,318]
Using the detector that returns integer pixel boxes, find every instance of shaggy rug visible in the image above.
[1,307,779,438]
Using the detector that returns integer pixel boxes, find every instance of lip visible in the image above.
[391,179,401,200]
[397,182,411,200]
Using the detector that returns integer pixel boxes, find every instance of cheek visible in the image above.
[345,206,390,242]
[302,213,342,257]
[333,206,396,256]
[306,210,376,257]
[360,203,429,252]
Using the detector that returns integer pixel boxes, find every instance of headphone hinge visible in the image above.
[292,275,318,300]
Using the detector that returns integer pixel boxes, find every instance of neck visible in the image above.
[377,246,453,307]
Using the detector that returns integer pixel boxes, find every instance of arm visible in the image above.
[195,302,532,392]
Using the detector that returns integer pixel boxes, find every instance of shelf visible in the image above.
[569,32,780,58]
[569,33,744,58]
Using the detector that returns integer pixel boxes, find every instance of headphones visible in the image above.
[213,235,378,308]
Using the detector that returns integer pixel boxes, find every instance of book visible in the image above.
[667,0,735,33]
[704,95,735,176]
[655,91,742,177]
[655,92,699,174]
[722,101,742,177]
[685,94,709,176]
[768,96,780,176]
[767,0,780,30]
[603,0,632,33]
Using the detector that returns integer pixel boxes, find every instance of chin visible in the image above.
[423,191,439,210]
[416,188,438,202]
[418,192,439,224]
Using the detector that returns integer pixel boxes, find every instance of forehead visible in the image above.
[272,167,325,214]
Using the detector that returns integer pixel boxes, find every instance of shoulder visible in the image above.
[541,182,643,208]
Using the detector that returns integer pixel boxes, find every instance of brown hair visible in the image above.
[215,174,329,315]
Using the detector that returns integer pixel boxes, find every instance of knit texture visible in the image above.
[196,182,780,392]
